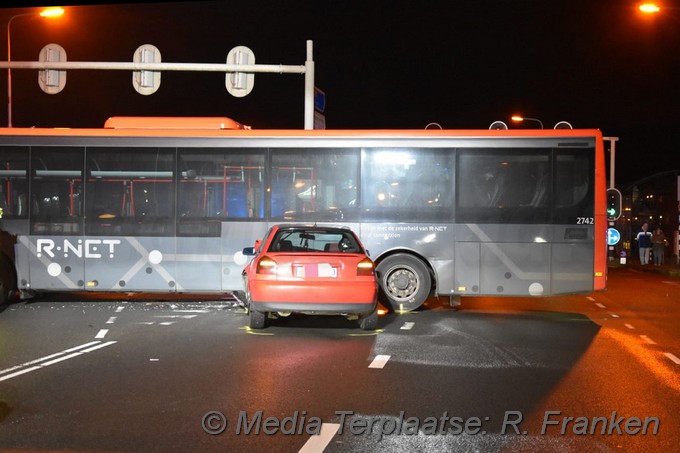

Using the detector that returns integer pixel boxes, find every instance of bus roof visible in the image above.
[103,116,250,130]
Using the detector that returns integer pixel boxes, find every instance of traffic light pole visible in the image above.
[604,136,618,189]
[604,136,620,262]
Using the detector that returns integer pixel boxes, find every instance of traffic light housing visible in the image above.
[606,188,622,221]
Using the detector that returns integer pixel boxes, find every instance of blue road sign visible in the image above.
[607,228,621,246]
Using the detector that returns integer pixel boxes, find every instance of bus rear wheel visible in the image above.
[377,254,430,312]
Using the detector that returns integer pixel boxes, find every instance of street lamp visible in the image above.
[511,115,544,129]
[639,3,661,13]
[6,7,64,127]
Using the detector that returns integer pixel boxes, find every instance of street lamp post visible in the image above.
[511,115,544,129]
[6,7,64,127]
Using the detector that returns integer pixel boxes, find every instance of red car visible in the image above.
[241,225,378,330]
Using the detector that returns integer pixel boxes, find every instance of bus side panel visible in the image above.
[83,236,176,292]
[480,242,551,296]
[175,237,222,291]
[454,242,480,294]
[222,222,269,291]
[19,235,85,291]
[14,237,31,292]
[551,243,594,294]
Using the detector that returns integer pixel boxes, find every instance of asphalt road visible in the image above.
[0,265,678,452]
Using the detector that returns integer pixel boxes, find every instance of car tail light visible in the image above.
[357,258,375,276]
[256,256,277,275]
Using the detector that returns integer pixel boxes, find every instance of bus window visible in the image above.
[456,149,550,223]
[30,147,84,234]
[270,149,359,221]
[362,148,453,221]
[85,147,174,236]
[553,150,594,223]
[178,149,265,235]
[0,147,29,219]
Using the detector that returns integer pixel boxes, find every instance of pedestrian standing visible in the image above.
[636,222,653,265]
[651,226,667,266]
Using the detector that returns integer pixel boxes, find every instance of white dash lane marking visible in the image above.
[586,296,596,302]
[298,423,340,453]
[153,315,198,319]
[640,335,657,345]
[172,309,210,313]
[149,358,159,362]
[624,323,635,330]
[664,352,680,365]
[400,322,415,330]
[0,341,101,376]
[369,355,391,369]
[595,303,606,309]
[0,341,116,382]
[159,322,175,326]
[95,329,109,339]
[611,313,620,318]
[106,316,117,324]
[115,306,125,313]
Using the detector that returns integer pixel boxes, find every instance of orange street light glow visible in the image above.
[639,3,661,13]
[40,7,65,18]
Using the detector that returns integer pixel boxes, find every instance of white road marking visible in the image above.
[0,341,116,382]
[172,309,210,313]
[136,322,155,325]
[115,306,125,313]
[400,322,415,330]
[298,423,340,453]
[586,296,595,302]
[640,335,657,345]
[153,315,198,319]
[106,316,117,324]
[595,303,606,309]
[624,323,635,330]
[664,352,680,365]
[369,355,391,369]
[95,329,109,339]
[611,313,620,318]
[159,322,176,326]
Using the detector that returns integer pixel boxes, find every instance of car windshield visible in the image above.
[269,229,362,253]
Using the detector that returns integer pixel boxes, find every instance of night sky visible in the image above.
[2,1,679,187]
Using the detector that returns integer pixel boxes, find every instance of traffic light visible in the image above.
[606,188,622,221]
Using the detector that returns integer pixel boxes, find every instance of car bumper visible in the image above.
[249,280,377,314]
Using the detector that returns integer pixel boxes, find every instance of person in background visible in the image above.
[651,226,667,266]
[636,222,653,265]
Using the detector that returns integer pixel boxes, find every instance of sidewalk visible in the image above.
[608,257,680,278]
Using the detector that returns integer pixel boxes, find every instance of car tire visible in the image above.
[249,307,266,329]
[358,308,378,331]
[377,254,430,312]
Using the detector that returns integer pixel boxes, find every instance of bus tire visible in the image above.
[377,254,430,312]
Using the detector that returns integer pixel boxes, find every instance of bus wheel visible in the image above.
[377,254,430,312]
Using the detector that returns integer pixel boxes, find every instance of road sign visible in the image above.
[133,44,161,95]
[607,228,621,246]
[226,46,255,97]
[38,44,66,94]
[314,86,325,112]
